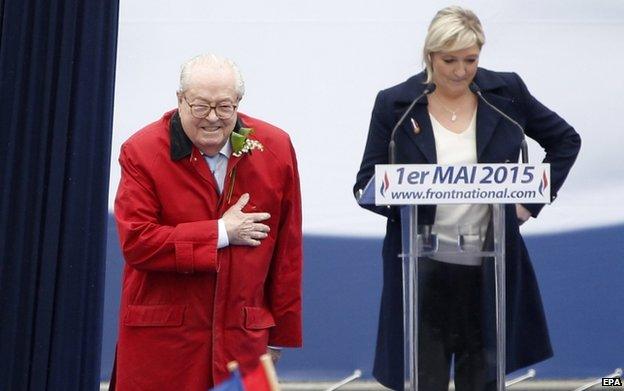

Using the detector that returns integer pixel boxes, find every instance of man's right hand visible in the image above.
[222,193,271,246]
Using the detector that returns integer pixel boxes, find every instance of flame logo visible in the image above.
[538,170,549,196]
[380,172,390,197]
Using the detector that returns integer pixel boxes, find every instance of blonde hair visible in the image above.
[178,53,245,99]
[423,6,485,83]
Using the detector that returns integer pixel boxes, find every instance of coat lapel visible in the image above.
[475,93,507,160]
[400,104,436,163]
[219,117,249,208]
[393,74,437,163]
[472,69,511,161]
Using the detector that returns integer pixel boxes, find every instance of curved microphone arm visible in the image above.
[388,83,436,164]
[470,83,529,163]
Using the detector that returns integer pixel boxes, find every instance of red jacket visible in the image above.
[113,110,302,390]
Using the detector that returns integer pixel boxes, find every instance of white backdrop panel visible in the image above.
[110,0,624,237]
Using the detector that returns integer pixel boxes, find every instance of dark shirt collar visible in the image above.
[169,111,244,161]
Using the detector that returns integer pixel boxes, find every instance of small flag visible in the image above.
[210,355,280,391]
[210,366,245,391]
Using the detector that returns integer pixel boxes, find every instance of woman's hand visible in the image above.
[516,204,532,225]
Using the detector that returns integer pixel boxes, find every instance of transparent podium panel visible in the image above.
[399,205,506,391]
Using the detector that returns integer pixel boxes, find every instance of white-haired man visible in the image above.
[111,54,302,390]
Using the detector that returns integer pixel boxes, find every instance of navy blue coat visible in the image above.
[354,68,581,390]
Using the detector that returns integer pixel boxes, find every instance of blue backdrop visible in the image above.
[102,215,623,381]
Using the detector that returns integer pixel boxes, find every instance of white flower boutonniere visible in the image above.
[231,127,264,157]
[226,127,264,202]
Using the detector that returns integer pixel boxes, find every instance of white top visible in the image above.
[429,111,490,266]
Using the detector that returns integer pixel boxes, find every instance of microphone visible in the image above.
[388,83,436,164]
[470,82,529,163]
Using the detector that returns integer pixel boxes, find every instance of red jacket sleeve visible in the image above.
[114,144,220,273]
[266,140,303,347]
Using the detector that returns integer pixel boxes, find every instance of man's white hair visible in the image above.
[178,53,245,99]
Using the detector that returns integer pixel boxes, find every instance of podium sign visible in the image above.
[374,163,550,205]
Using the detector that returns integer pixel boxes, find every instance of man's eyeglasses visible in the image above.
[183,96,237,119]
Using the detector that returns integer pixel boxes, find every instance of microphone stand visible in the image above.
[388,83,436,164]
[357,84,435,203]
[572,368,623,391]
[505,369,536,387]
[470,83,529,163]
[324,369,362,391]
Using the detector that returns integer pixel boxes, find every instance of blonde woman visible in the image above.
[354,6,580,391]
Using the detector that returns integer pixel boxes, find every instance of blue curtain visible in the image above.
[0,0,119,390]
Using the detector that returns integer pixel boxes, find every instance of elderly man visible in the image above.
[111,54,302,390]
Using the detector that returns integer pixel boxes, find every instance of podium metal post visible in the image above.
[493,204,506,391]
[400,205,419,391]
